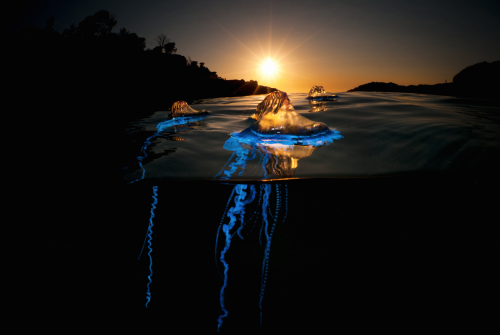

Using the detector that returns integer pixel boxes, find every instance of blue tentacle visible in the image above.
[215,187,236,278]
[217,184,249,331]
[144,186,158,308]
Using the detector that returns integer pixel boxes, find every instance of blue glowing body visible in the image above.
[231,126,343,147]
[215,127,343,180]
[156,115,207,132]
[306,95,338,101]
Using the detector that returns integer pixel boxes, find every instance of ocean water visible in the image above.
[116,92,499,333]
[123,92,500,182]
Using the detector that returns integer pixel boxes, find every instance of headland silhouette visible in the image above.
[348,61,500,100]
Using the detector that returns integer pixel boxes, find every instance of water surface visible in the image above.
[123,92,500,182]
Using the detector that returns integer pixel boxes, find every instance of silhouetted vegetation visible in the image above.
[7,10,277,117]
[348,61,500,100]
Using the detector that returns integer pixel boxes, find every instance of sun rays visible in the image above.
[210,11,332,91]
[259,58,279,80]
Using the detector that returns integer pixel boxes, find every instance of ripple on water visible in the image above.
[123,92,500,182]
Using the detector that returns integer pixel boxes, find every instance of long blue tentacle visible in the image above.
[244,186,263,238]
[217,184,249,331]
[259,185,271,245]
[214,152,235,179]
[129,133,157,184]
[283,184,288,224]
[145,186,158,308]
[215,187,236,278]
[236,185,257,239]
[259,184,281,332]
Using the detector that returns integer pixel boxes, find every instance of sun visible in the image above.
[261,58,278,77]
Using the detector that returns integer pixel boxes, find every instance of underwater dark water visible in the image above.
[103,176,497,334]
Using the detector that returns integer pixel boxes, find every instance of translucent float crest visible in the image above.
[171,100,208,118]
[307,85,338,101]
[308,85,326,96]
[250,90,295,121]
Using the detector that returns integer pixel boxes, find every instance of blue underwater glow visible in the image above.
[217,184,250,330]
[215,183,288,333]
[215,187,236,277]
[231,126,343,147]
[213,137,265,179]
[306,96,338,101]
[215,127,343,180]
[155,115,208,132]
[259,184,286,333]
[128,115,209,184]
[138,185,158,308]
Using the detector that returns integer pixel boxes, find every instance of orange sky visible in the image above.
[196,31,471,93]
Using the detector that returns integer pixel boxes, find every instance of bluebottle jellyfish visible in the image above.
[214,91,342,332]
[215,90,343,180]
[306,85,338,101]
[130,101,208,307]
[126,101,209,184]
[171,100,209,118]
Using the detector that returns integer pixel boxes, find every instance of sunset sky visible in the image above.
[6,0,500,93]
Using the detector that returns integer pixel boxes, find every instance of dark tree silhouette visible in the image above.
[154,34,169,49]
[164,42,177,54]
[78,10,117,37]
[116,28,146,53]
[153,34,177,54]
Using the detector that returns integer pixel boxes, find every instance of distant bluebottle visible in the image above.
[134,100,210,308]
[126,101,210,184]
[306,85,338,101]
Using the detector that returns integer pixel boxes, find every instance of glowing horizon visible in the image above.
[14,0,500,94]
